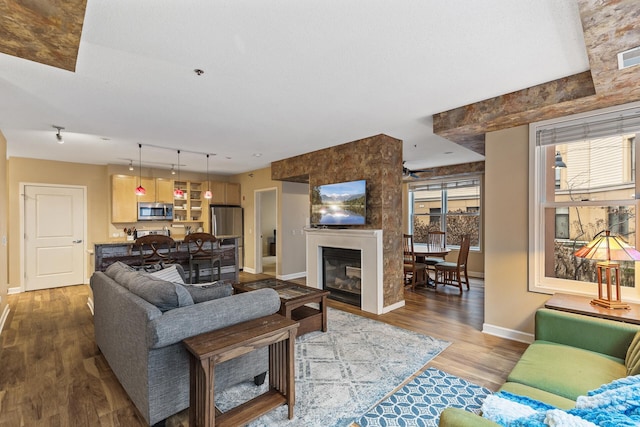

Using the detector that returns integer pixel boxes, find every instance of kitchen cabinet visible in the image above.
[112,175,138,223]
[173,180,207,225]
[139,178,173,203]
[156,178,174,203]
[210,181,241,205]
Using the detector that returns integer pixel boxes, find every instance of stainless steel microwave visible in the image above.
[137,202,174,221]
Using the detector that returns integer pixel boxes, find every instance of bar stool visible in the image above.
[183,232,222,283]
[134,235,176,267]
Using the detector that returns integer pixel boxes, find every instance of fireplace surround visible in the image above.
[305,228,404,314]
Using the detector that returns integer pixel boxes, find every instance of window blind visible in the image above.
[536,108,640,146]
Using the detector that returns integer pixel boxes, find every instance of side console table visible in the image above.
[545,293,640,325]
[183,314,299,427]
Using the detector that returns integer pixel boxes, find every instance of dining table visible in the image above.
[413,245,451,287]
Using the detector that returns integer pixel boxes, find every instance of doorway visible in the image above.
[254,188,277,276]
[22,184,86,291]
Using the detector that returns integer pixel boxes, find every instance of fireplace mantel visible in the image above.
[305,228,402,314]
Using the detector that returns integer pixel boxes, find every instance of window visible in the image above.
[530,102,640,297]
[409,177,481,249]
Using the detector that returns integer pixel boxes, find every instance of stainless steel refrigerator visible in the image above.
[210,205,244,268]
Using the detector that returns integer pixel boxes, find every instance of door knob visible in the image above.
[72,240,83,244]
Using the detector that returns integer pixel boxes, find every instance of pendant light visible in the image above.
[204,154,213,199]
[135,144,146,195]
[173,150,184,198]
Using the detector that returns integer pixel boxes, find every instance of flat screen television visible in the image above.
[311,179,366,226]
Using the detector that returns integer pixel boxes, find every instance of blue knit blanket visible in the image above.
[481,376,640,426]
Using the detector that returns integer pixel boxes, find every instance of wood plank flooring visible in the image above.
[0,273,527,426]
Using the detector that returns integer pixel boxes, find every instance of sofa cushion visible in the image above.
[113,270,194,311]
[104,261,134,278]
[507,341,626,401]
[182,281,233,303]
[499,382,575,410]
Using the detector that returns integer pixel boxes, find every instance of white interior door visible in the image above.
[25,185,85,291]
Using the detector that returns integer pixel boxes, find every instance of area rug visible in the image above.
[215,308,450,427]
[357,367,492,427]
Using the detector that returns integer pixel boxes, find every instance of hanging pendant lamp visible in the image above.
[204,154,213,199]
[135,144,146,195]
[174,150,184,198]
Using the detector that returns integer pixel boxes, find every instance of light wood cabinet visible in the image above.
[209,181,241,205]
[138,177,156,203]
[156,178,174,203]
[138,178,174,203]
[173,180,207,225]
[210,182,227,204]
[112,175,138,222]
[226,183,241,205]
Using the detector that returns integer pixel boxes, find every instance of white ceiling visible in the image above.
[0,0,590,175]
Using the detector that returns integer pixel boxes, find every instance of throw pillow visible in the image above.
[104,261,135,287]
[118,271,194,311]
[625,332,640,376]
[149,264,185,284]
[181,281,233,303]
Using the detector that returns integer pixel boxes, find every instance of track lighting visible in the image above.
[53,125,64,144]
[128,160,134,171]
[171,165,176,175]
[204,154,212,199]
[174,151,184,198]
[135,144,146,196]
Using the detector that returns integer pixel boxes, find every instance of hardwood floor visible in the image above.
[0,273,527,426]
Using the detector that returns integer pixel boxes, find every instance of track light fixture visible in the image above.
[53,125,64,144]
[174,151,184,198]
[204,154,212,199]
[171,164,176,175]
[128,160,134,171]
[135,144,146,196]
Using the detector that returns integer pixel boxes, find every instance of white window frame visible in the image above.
[529,101,640,299]
[409,177,482,251]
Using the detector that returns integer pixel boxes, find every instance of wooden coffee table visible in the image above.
[233,279,330,337]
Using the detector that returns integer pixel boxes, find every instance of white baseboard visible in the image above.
[0,305,10,336]
[278,272,307,281]
[8,287,21,295]
[382,299,405,314]
[468,271,485,279]
[243,267,256,274]
[482,323,534,344]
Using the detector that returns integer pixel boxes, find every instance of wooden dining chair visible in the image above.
[424,230,446,280]
[183,232,222,283]
[434,234,471,295]
[403,234,427,290]
[134,235,176,267]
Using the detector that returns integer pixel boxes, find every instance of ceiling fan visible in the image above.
[402,161,429,179]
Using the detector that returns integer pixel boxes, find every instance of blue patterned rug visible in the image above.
[357,367,492,427]
[214,308,450,427]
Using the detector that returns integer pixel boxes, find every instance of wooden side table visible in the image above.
[545,293,640,325]
[183,314,299,427]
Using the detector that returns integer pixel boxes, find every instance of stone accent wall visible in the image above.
[271,134,404,308]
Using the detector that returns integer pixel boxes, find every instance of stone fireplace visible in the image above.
[322,247,362,306]
[306,228,404,314]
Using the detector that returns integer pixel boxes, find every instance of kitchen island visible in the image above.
[94,236,240,282]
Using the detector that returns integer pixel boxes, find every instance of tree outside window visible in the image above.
[532,105,640,297]
[410,178,481,249]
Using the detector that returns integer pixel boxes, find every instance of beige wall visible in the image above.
[230,167,308,278]
[0,133,8,327]
[485,125,547,335]
[7,158,110,287]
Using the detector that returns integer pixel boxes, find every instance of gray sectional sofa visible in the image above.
[90,262,281,426]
